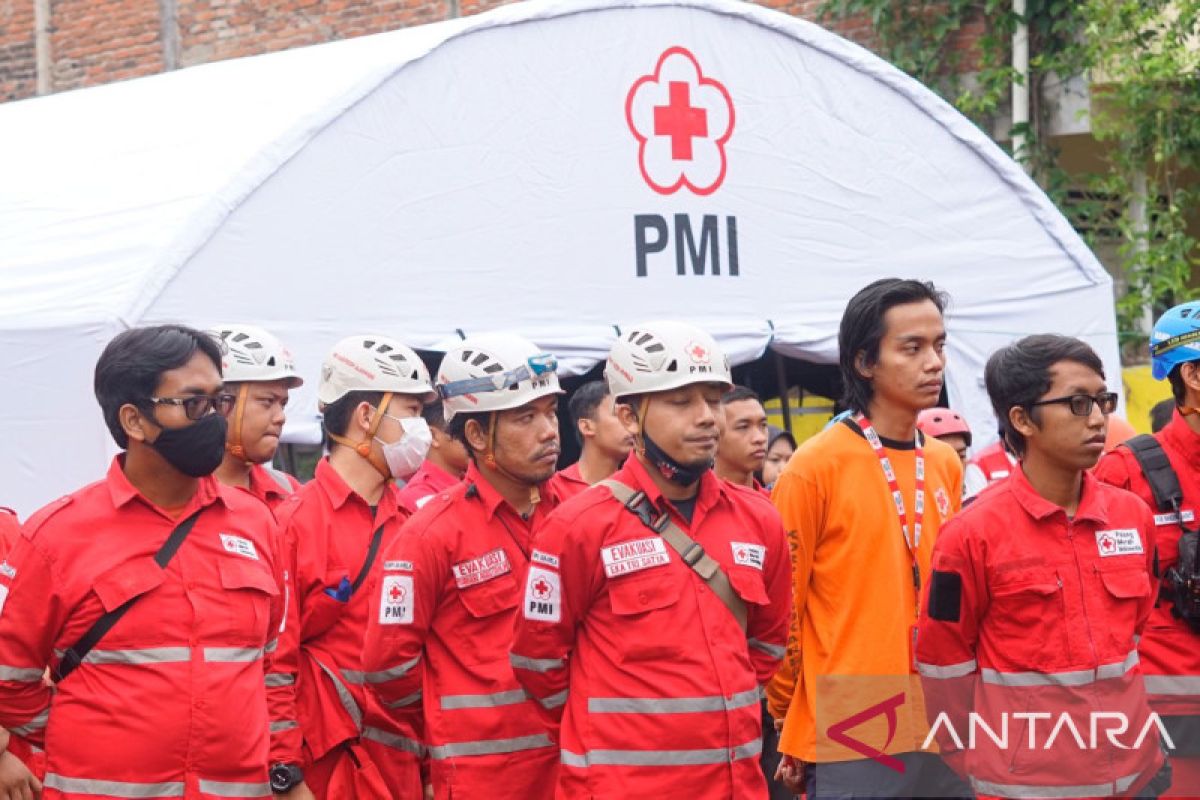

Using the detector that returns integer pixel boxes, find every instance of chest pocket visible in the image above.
[455,571,520,666]
[607,570,687,663]
[88,556,167,647]
[219,558,279,645]
[987,568,1063,669]
[1097,565,1150,654]
[727,567,770,607]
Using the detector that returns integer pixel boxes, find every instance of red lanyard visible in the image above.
[853,414,924,613]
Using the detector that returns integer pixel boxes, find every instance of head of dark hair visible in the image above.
[568,381,610,446]
[838,278,948,414]
[721,385,760,405]
[94,324,224,449]
[446,411,488,462]
[984,334,1105,457]
[321,390,385,450]
[1151,397,1176,433]
[1165,360,1200,409]
[422,401,448,431]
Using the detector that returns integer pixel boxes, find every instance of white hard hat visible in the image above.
[605,321,732,399]
[317,334,435,406]
[437,333,563,422]
[210,324,303,387]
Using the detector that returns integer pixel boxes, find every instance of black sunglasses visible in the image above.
[1028,391,1119,417]
[145,393,237,421]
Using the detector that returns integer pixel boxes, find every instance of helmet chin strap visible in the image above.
[634,396,710,487]
[483,411,541,509]
[327,392,394,480]
[226,383,251,463]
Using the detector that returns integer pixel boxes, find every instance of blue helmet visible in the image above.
[1151,301,1200,380]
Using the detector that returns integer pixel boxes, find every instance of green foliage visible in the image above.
[819,0,1200,351]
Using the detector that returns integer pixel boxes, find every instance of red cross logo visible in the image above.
[655,82,708,161]
[532,578,552,600]
[389,584,406,602]
[1099,534,1116,554]
[736,548,748,561]
[626,47,735,196]
[687,341,711,365]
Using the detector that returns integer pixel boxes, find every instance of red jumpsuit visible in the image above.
[361,462,563,800]
[270,458,422,798]
[511,458,791,799]
[397,460,460,515]
[0,458,281,799]
[916,468,1164,798]
[243,464,300,512]
[544,462,589,501]
[1096,409,1200,793]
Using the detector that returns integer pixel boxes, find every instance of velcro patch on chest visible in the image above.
[602,537,670,578]
[219,533,259,561]
[379,575,414,625]
[452,548,511,588]
[1155,510,1196,527]
[731,542,765,570]
[1095,529,1144,558]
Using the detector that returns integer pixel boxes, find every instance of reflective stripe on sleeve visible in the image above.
[313,657,362,730]
[387,690,423,709]
[440,689,529,710]
[538,689,569,710]
[1145,675,1200,695]
[509,653,564,673]
[747,638,786,659]
[341,655,421,685]
[970,770,1142,799]
[916,659,978,680]
[588,688,760,715]
[197,779,272,797]
[43,774,185,797]
[203,647,263,663]
[264,672,295,687]
[561,737,762,768]
[427,734,554,760]
[10,707,48,736]
[269,720,299,733]
[0,665,45,682]
[362,725,425,756]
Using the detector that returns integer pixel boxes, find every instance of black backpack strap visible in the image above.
[1123,434,1186,514]
[349,523,386,596]
[55,508,205,682]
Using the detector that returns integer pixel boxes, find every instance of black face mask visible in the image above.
[642,429,711,486]
[148,413,229,478]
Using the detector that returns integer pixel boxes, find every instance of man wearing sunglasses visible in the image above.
[916,334,1169,798]
[1096,300,1200,795]
[362,333,565,800]
[210,324,304,512]
[0,324,283,799]
[266,334,434,800]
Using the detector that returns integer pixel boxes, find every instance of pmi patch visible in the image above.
[602,537,670,578]
[531,550,560,569]
[452,548,511,589]
[731,542,765,570]
[524,566,560,622]
[1096,529,1144,558]
[219,534,259,561]
[379,575,414,625]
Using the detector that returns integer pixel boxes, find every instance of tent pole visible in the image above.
[773,350,793,434]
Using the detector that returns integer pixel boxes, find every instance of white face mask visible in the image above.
[376,416,432,480]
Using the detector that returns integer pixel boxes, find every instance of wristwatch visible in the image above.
[269,763,304,793]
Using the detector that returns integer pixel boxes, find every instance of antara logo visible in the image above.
[626,47,740,279]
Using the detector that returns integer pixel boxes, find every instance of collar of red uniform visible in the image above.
[558,461,586,485]
[617,454,724,514]
[415,459,461,492]
[248,464,289,500]
[314,457,400,520]
[1008,462,1108,524]
[1162,410,1200,473]
[105,454,223,515]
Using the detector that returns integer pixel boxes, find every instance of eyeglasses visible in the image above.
[1028,392,1119,417]
[145,393,237,421]
[438,354,558,401]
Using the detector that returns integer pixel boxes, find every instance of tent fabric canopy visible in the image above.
[0,0,1117,516]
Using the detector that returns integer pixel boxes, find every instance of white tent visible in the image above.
[0,0,1118,516]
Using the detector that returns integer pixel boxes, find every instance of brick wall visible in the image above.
[0,0,984,103]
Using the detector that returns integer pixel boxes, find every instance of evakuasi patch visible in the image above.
[602,537,669,578]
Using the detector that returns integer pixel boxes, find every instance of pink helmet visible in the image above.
[917,407,972,446]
